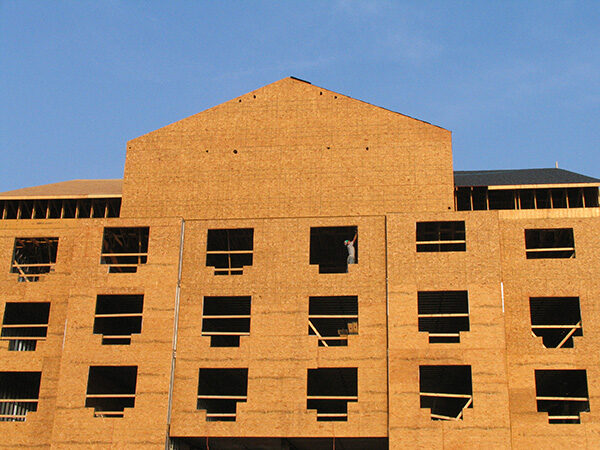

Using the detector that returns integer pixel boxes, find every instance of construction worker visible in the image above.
[344,232,357,267]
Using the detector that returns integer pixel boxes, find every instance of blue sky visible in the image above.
[1,1,599,192]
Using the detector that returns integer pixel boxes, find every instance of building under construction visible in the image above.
[1,77,599,449]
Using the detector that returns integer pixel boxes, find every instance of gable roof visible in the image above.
[0,179,122,199]
[454,168,600,187]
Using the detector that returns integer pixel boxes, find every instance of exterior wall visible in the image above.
[498,209,600,447]
[121,78,454,220]
[387,211,511,449]
[0,218,182,449]
[170,216,388,438]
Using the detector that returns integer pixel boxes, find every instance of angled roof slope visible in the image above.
[131,77,447,141]
[0,179,122,199]
[454,168,600,187]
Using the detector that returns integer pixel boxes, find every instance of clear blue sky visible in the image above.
[1,1,599,192]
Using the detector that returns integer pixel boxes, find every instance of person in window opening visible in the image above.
[344,232,357,270]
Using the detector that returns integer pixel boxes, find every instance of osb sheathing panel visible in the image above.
[169,216,388,438]
[386,211,512,449]
[499,214,600,448]
[0,218,182,449]
[121,78,454,220]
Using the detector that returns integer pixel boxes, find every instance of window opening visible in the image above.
[535,370,589,424]
[536,189,551,209]
[308,296,358,347]
[307,368,357,421]
[529,297,582,348]
[61,199,77,218]
[202,296,251,347]
[420,365,473,421]
[197,368,248,421]
[519,189,536,209]
[206,229,253,275]
[525,228,575,259]
[5,201,18,219]
[85,366,137,418]
[310,226,358,274]
[11,237,58,282]
[583,187,599,207]
[18,200,33,219]
[416,221,466,252]
[1,303,50,351]
[488,190,515,210]
[567,188,583,208]
[32,200,48,219]
[93,295,143,345]
[418,291,469,343]
[472,187,488,210]
[76,199,91,218]
[101,227,149,273]
[551,189,567,208]
[0,372,41,421]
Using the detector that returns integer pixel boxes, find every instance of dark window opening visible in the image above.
[11,237,58,282]
[206,229,253,275]
[308,296,358,347]
[62,199,77,218]
[197,369,248,421]
[1,303,50,351]
[76,199,91,218]
[47,200,61,219]
[418,291,469,343]
[202,296,251,347]
[551,189,567,208]
[85,366,137,418]
[416,221,465,252]
[168,437,389,450]
[33,200,48,219]
[530,297,582,348]
[567,188,583,208]
[535,370,589,424]
[455,187,471,211]
[101,227,149,273]
[18,200,33,219]
[307,368,357,421]
[93,295,143,345]
[310,226,358,274]
[4,201,18,219]
[519,189,536,209]
[583,187,599,207]
[536,189,551,209]
[420,365,473,421]
[488,190,515,210]
[472,187,488,210]
[0,372,41,422]
[106,198,122,217]
[525,228,575,259]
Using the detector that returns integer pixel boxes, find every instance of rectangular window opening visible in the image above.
[32,200,48,219]
[488,190,515,210]
[530,297,582,348]
[1,303,50,351]
[308,296,358,347]
[11,237,58,282]
[535,369,589,424]
[197,368,248,421]
[525,228,575,259]
[307,368,357,421]
[61,199,77,218]
[472,187,488,210]
[309,226,357,274]
[455,187,471,211]
[420,365,473,421]
[583,187,599,207]
[206,229,253,276]
[93,295,143,345]
[416,221,466,252]
[202,296,251,347]
[0,372,41,421]
[18,200,33,219]
[85,366,137,418]
[418,291,469,343]
[101,227,149,273]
